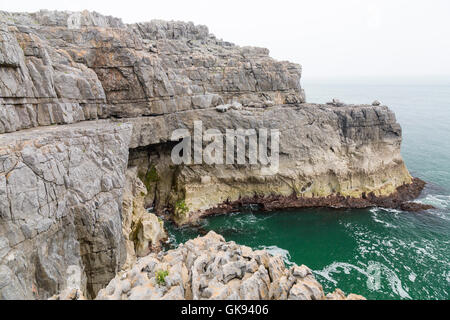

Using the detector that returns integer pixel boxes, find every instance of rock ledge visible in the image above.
[95,231,365,300]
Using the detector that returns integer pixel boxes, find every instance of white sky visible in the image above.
[2,0,450,80]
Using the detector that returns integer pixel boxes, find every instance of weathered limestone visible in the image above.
[121,166,167,270]
[0,10,425,300]
[49,288,86,300]
[0,120,132,299]
[96,231,365,300]
[0,10,303,133]
[123,103,414,224]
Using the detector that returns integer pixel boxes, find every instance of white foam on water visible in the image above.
[370,209,399,229]
[314,262,368,286]
[417,194,450,209]
[382,266,411,299]
[409,240,440,262]
[315,261,412,299]
[258,245,294,266]
[380,208,403,214]
[416,194,450,221]
[165,232,179,248]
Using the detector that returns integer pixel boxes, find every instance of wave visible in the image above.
[369,208,399,228]
[417,194,450,209]
[314,261,412,299]
[416,194,450,221]
[314,262,367,285]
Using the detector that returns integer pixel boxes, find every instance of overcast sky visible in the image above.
[2,0,450,81]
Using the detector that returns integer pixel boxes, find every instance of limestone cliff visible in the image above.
[0,10,425,299]
[125,103,417,225]
[0,120,132,299]
[96,231,365,300]
[121,166,167,270]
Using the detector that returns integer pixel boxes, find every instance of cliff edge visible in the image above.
[0,10,426,299]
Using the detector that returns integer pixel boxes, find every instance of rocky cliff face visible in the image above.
[0,120,132,299]
[124,103,415,225]
[0,10,422,299]
[0,9,302,131]
[121,166,167,270]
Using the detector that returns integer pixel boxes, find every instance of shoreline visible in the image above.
[179,178,433,226]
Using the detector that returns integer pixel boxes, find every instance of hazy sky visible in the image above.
[2,0,450,80]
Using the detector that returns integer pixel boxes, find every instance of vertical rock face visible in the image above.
[123,104,415,225]
[0,121,132,299]
[0,9,303,133]
[96,231,365,300]
[0,10,423,299]
[121,166,167,270]
[0,10,303,299]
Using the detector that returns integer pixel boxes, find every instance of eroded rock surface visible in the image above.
[96,231,365,300]
[0,10,426,300]
[0,9,303,133]
[124,103,415,224]
[0,120,132,299]
[121,166,167,270]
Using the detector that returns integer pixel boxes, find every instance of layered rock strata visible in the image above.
[96,231,365,300]
[0,120,132,299]
[0,10,427,299]
[121,166,167,270]
[124,103,416,224]
[0,9,302,132]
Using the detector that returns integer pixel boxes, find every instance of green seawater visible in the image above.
[165,82,450,300]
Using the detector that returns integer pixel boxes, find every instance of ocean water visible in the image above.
[166,82,450,300]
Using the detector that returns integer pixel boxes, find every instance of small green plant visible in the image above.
[138,165,159,191]
[175,199,189,217]
[146,165,159,183]
[156,270,169,286]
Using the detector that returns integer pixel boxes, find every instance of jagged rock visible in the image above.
[49,288,86,300]
[327,98,346,107]
[0,120,132,299]
[288,279,325,300]
[121,167,167,269]
[291,265,313,278]
[96,231,365,300]
[0,10,422,300]
[372,100,381,106]
[215,105,229,113]
[326,288,366,300]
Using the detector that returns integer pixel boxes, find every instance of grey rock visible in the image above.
[0,10,410,300]
[215,104,229,113]
[327,98,346,107]
[96,231,364,300]
[291,265,312,278]
[0,120,132,299]
[1,10,303,133]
